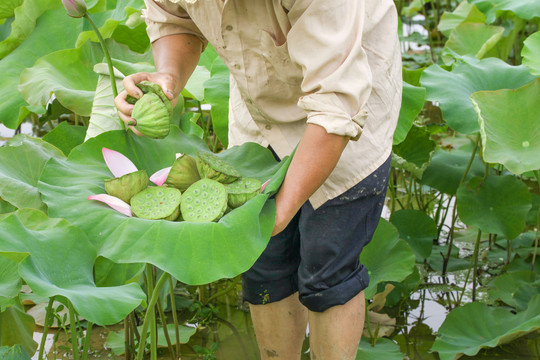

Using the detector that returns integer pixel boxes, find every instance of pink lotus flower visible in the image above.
[61,0,87,18]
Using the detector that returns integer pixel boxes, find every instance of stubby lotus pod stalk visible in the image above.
[180,179,228,222]
[104,169,149,203]
[131,92,171,139]
[130,187,182,221]
[196,151,241,184]
[165,154,201,191]
[61,0,87,18]
[225,177,262,209]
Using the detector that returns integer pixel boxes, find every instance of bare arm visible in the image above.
[272,124,349,235]
[115,33,203,131]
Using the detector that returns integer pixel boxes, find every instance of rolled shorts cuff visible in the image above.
[300,265,369,313]
[242,272,299,306]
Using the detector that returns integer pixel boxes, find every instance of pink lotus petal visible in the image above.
[150,167,172,186]
[261,179,271,192]
[88,194,132,217]
[102,147,138,178]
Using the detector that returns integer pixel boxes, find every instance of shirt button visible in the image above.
[225,25,233,31]
[265,125,272,130]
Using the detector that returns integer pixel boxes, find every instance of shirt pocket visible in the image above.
[260,30,303,87]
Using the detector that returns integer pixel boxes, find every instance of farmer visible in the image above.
[115,0,402,359]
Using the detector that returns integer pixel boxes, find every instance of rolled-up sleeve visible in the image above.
[287,0,372,141]
[142,0,207,49]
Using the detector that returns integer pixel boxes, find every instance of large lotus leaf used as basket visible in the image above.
[38,126,291,285]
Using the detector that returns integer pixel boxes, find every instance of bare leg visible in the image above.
[249,292,308,360]
[308,291,365,360]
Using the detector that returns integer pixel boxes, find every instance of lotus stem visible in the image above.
[156,297,175,360]
[471,229,483,302]
[532,170,540,271]
[443,136,480,275]
[81,322,93,360]
[38,297,55,360]
[168,276,181,359]
[83,13,124,130]
[67,301,79,360]
[135,269,171,360]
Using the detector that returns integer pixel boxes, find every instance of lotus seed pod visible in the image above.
[165,154,201,191]
[136,81,173,115]
[130,186,182,221]
[225,177,262,209]
[104,169,149,203]
[196,151,241,184]
[132,92,170,139]
[180,179,228,222]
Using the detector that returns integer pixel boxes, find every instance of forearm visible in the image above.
[273,124,349,234]
[151,33,203,91]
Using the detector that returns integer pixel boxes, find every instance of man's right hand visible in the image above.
[114,72,181,136]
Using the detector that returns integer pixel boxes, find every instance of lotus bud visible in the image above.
[61,0,87,18]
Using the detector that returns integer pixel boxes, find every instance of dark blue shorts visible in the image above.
[242,155,391,312]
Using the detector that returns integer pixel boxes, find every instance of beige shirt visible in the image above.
[143,0,402,209]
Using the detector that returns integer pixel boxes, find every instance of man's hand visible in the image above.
[114,72,180,136]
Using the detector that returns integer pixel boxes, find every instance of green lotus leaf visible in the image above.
[0,209,146,325]
[522,31,540,76]
[360,219,416,299]
[391,125,436,179]
[0,307,36,357]
[42,121,86,157]
[393,82,426,145]
[390,209,437,261]
[38,126,289,285]
[432,294,540,360]
[0,344,31,360]
[469,0,540,23]
[471,78,540,174]
[438,1,486,37]
[0,255,21,300]
[457,175,531,240]
[0,0,23,20]
[0,0,60,59]
[488,270,540,311]
[0,135,65,211]
[420,57,536,134]
[356,337,404,360]
[420,146,485,195]
[0,6,81,129]
[441,22,504,64]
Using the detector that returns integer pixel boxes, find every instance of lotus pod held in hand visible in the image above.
[126,81,172,115]
[181,179,228,222]
[165,154,201,191]
[104,169,149,203]
[196,151,241,184]
[225,177,262,209]
[130,187,182,221]
[131,92,171,139]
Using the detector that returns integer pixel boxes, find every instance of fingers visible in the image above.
[122,72,150,98]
